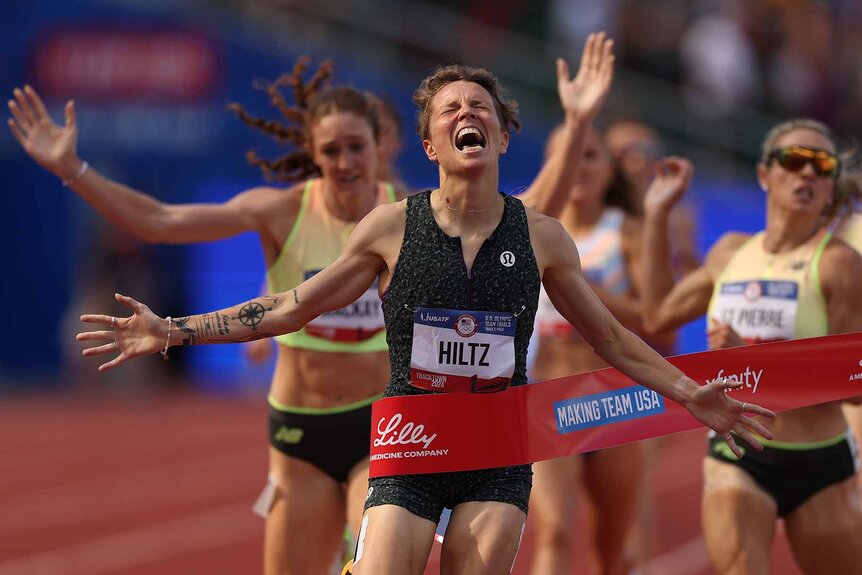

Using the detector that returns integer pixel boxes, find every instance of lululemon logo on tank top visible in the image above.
[500,251,515,267]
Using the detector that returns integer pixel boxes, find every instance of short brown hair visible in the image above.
[413,64,520,141]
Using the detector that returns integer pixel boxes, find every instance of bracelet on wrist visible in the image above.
[160,316,173,360]
[62,160,89,187]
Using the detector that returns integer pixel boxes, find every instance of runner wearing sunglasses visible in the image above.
[641,119,862,575]
[766,145,842,178]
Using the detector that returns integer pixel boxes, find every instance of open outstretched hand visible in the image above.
[643,157,694,216]
[77,293,166,372]
[7,85,79,177]
[687,378,775,458]
[556,31,615,121]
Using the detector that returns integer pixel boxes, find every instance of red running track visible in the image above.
[0,389,802,574]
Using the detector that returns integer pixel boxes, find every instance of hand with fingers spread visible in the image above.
[517,31,615,216]
[556,31,615,122]
[686,378,775,458]
[643,156,694,217]
[77,293,168,372]
[7,85,83,182]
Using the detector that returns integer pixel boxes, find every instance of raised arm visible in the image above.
[77,202,401,371]
[640,157,722,333]
[531,212,774,455]
[518,32,614,218]
[7,85,271,244]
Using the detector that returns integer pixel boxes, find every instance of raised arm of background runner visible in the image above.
[7,85,278,244]
[638,156,717,334]
[78,197,775,457]
[517,32,614,218]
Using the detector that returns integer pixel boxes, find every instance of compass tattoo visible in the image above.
[235,302,267,329]
[232,296,277,331]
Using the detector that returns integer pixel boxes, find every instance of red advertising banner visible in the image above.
[33,28,219,102]
[369,332,862,477]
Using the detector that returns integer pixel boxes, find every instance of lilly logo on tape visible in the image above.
[373,413,437,449]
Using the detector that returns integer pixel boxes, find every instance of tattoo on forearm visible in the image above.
[175,296,279,346]
[194,313,218,337]
[175,317,194,335]
[174,317,198,346]
[237,302,266,329]
[216,313,231,335]
[184,332,275,345]
[293,289,299,304]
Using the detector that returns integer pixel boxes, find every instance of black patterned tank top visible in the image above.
[381,190,541,397]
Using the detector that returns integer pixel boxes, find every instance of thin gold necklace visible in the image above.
[436,190,494,213]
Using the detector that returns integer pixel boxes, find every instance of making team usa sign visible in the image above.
[369,331,862,476]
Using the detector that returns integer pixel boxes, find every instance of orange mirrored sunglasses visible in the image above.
[767,145,841,178]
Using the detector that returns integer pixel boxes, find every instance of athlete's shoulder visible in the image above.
[345,200,408,264]
[373,196,408,217]
[715,230,753,248]
[819,235,862,304]
[525,207,576,255]
[357,199,408,236]
[822,234,862,267]
[232,182,303,207]
[231,182,304,222]
[237,181,303,199]
[524,204,565,235]
[702,231,752,277]
[708,231,752,259]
